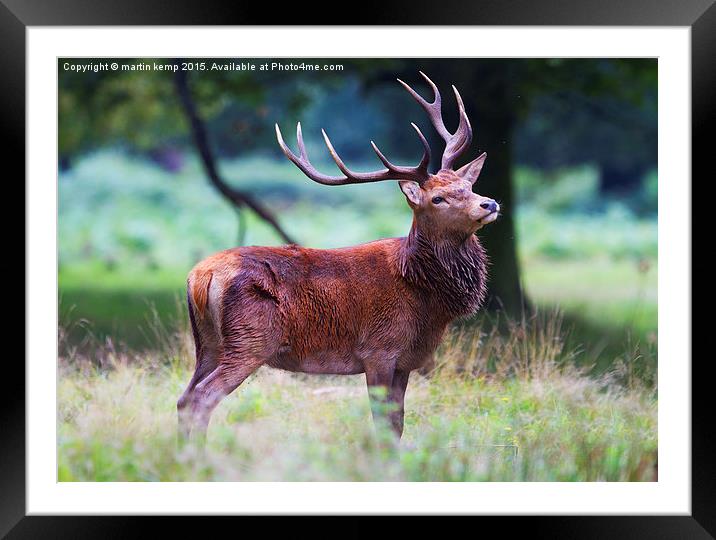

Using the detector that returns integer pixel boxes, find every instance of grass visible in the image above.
[58,311,657,482]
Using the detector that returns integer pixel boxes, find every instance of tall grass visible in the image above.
[58,311,657,482]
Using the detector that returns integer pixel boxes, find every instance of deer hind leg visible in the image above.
[178,289,221,443]
[177,350,218,442]
[182,355,264,444]
[179,337,268,444]
[180,314,275,443]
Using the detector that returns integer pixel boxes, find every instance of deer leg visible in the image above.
[178,290,220,443]
[365,361,401,436]
[388,369,410,438]
[182,357,263,444]
[177,350,218,442]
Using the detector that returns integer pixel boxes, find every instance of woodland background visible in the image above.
[57,58,658,481]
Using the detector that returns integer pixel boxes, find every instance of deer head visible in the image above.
[276,72,500,238]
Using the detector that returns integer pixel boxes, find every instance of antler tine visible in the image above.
[320,129,373,179]
[397,73,449,141]
[295,122,308,159]
[443,85,473,170]
[370,123,431,177]
[276,123,347,185]
[323,129,432,183]
[276,122,430,186]
[411,122,432,172]
[398,72,474,171]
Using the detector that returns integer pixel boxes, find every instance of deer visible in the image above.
[177,72,500,442]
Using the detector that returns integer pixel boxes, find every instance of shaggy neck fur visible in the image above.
[398,221,488,318]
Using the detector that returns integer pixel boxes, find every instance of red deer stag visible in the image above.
[178,72,500,441]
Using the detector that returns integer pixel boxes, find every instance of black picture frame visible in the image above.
[5,0,709,536]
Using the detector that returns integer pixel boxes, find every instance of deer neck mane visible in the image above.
[398,221,488,318]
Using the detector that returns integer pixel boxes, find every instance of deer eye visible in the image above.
[432,196,445,205]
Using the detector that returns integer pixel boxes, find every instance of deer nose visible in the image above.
[480,200,498,213]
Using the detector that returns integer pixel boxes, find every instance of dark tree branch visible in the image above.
[172,60,297,245]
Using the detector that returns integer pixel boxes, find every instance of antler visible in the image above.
[275,121,431,186]
[397,71,473,171]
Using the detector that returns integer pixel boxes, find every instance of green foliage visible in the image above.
[59,60,186,153]
[522,58,657,109]
[517,208,657,261]
[59,58,378,158]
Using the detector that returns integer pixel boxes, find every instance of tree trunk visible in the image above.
[598,162,644,194]
[59,155,72,172]
[469,106,526,315]
[463,65,526,317]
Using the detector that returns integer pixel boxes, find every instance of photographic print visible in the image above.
[57,57,658,482]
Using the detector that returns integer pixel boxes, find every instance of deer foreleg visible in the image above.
[365,362,409,438]
[388,369,410,438]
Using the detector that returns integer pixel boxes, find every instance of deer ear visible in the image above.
[399,181,422,206]
[456,152,487,185]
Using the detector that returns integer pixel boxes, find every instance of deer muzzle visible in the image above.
[472,199,500,227]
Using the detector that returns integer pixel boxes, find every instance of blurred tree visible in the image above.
[58,58,312,243]
[172,60,296,244]
[515,60,657,195]
[58,61,186,161]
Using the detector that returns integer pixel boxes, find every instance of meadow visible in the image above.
[58,151,657,481]
[58,311,657,482]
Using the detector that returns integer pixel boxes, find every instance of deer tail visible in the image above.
[188,268,213,319]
